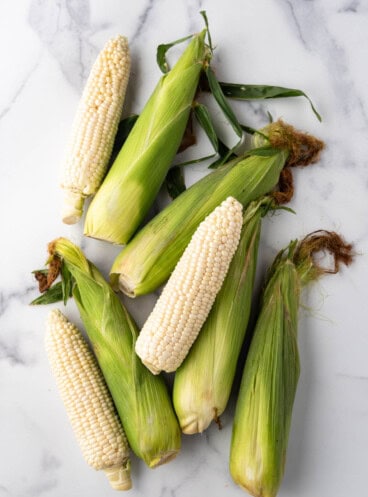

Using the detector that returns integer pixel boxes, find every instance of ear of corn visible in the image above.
[45,309,131,491]
[135,197,243,375]
[173,197,272,434]
[230,231,353,497]
[111,152,285,296]
[46,238,181,468]
[84,30,209,244]
[111,120,323,297]
[61,36,131,224]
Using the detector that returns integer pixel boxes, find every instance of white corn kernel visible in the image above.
[61,35,130,224]
[45,309,131,490]
[135,197,243,374]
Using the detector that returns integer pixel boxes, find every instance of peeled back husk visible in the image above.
[173,197,271,434]
[84,30,209,244]
[111,120,324,297]
[46,238,181,468]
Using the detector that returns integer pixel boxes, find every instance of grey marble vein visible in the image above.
[284,0,309,49]
[280,0,368,125]
[338,0,360,13]
[0,57,41,122]
[27,478,58,497]
[0,286,36,315]
[338,373,368,380]
[0,341,28,366]
[28,0,97,91]
[131,0,155,43]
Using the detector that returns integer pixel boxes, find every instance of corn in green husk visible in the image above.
[42,238,181,468]
[84,30,209,244]
[230,231,353,497]
[111,120,324,296]
[173,197,274,434]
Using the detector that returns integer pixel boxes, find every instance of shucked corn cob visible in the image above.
[230,231,353,497]
[173,197,273,434]
[135,197,243,375]
[45,309,131,490]
[42,239,181,468]
[84,30,209,244]
[111,120,324,296]
[61,35,130,224]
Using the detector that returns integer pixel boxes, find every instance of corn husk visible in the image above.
[84,30,209,244]
[173,197,273,434]
[44,238,181,468]
[111,120,324,297]
[230,231,353,497]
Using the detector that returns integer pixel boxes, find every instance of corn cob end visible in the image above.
[117,273,135,298]
[61,190,85,224]
[149,450,178,468]
[181,417,206,435]
[104,463,132,491]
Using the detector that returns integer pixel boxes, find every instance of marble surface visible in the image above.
[1,0,368,496]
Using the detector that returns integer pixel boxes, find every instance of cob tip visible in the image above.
[148,450,178,468]
[104,464,132,491]
[61,190,85,224]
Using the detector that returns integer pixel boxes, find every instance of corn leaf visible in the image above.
[30,282,64,305]
[206,67,243,137]
[193,103,219,151]
[219,82,322,122]
[157,34,194,73]
[199,10,213,52]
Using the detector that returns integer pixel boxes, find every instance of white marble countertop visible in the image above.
[1,1,368,496]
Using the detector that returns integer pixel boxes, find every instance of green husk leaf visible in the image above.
[157,34,194,73]
[230,258,300,497]
[206,67,243,137]
[230,231,352,496]
[193,103,219,151]
[219,83,322,122]
[60,262,73,305]
[245,146,279,157]
[174,153,217,167]
[30,282,64,305]
[166,166,186,199]
[208,139,240,169]
[199,11,213,53]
